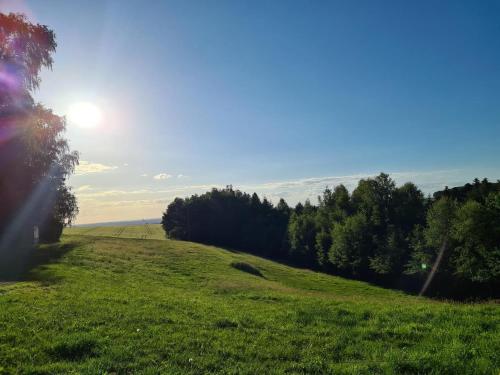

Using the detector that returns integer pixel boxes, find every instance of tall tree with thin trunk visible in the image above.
[0,13,78,258]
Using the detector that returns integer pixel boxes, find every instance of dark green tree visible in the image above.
[162,187,289,259]
[329,213,372,276]
[287,200,318,265]
[405,197,457,295]
[450,194,500,283]
[314,185,351,267]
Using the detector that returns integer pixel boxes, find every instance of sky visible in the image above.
[2,0,500,224]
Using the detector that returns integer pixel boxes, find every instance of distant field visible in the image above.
[64,224,166,240]
[0,231,499,373]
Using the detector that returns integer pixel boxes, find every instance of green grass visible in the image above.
[64,224,166,240]
[0,226,499,374]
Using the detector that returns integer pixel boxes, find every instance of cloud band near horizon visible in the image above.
[72,168,500,225]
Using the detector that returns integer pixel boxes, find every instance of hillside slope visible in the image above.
[0,228,499,374]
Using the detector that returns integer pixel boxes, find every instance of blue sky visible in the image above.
[2,0,500,223]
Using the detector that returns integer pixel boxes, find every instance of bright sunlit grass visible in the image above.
[0,228,498,373]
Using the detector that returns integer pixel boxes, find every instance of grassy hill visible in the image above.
[0,225,499,374]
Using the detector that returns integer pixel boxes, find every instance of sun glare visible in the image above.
[68,102,102,128]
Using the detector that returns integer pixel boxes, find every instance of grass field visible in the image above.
[64,224,166,240]
[0,226,499,374]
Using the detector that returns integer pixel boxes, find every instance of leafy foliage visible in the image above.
[162,186,289,258]
[0,13,78,248]
[329,213,372,276]
[451,195,500,283]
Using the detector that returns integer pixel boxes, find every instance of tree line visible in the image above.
[163,189,290,259]
[162,175,500,298]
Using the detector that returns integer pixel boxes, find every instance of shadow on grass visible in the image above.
[230,261,265,278]
[48,334,100,361]
[0,242,76,283]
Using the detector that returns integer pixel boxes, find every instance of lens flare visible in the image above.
[68,102,102,128]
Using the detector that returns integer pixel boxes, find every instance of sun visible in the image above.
[67,102,102,128]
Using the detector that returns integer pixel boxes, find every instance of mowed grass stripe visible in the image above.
[64,224,166,241]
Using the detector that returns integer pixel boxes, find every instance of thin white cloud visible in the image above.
[140,173,148,177]
[75,161,118,176]
[75,168,487,205]
[73,168,500,224]
[239,170,458,204]
[153,173,172,180]
[75,185,93,192]
[77,189,154,199]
